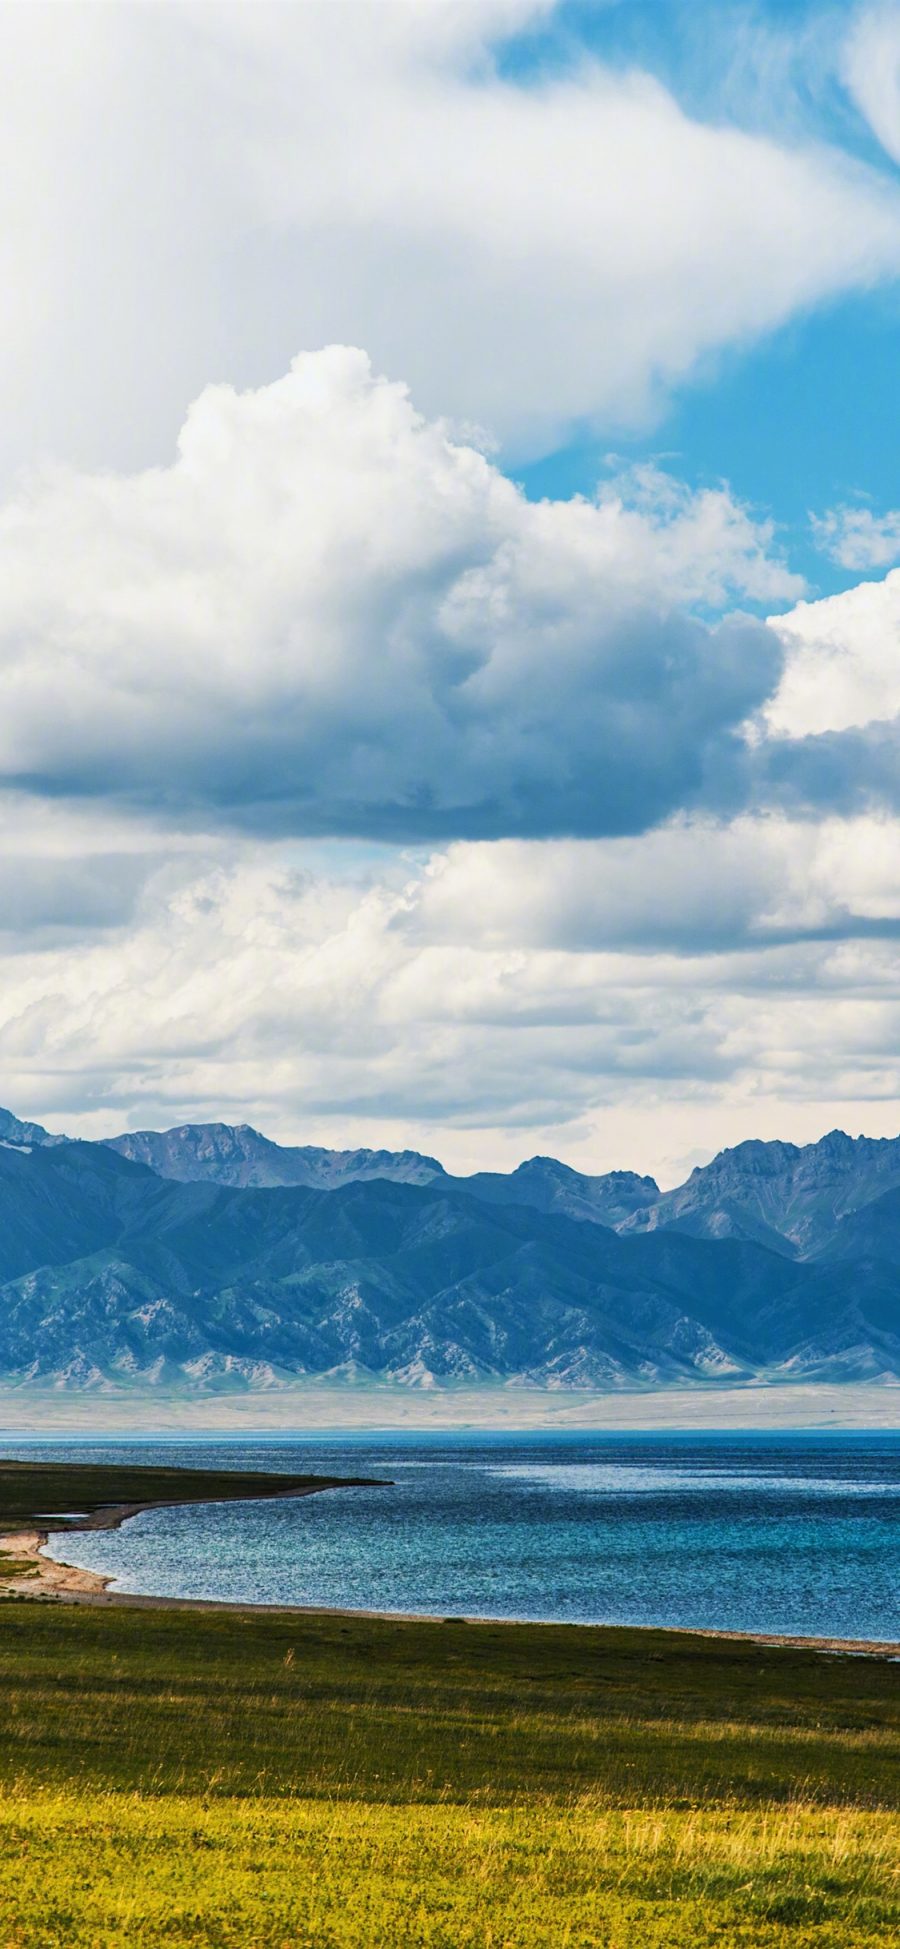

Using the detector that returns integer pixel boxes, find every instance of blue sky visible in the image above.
[499,0,879,150]
[1,0,900,1182]
[520,285,900,600]
[502,0,900,601]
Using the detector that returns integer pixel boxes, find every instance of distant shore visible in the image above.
[5,1490,899,1660]
[1,1379,899,1434]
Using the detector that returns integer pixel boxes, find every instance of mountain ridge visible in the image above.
[14,1104,900,1259]
[99,1115,900,1260]
[107,1122,447,1191]
[0,1126,896,1391]
[15,1103,900,1258]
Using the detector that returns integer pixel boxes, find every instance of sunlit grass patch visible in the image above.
[0,1790,896,1948]
[0,1601,896,1943]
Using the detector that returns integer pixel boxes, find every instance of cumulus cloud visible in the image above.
[768,569,900,736]
[726,568,900,823]
[0,348,793,842]
[811,503,900,570]
[0,339,897,1175]
[13,343,900,845]
[1,6,898,1182]
[2,1,900,480]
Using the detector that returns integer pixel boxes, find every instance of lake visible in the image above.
[32,1428,900,1640]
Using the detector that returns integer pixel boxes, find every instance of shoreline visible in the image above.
[0,1480,353,1604]
[4,1490,899,1660]
[1,1380,899,1434]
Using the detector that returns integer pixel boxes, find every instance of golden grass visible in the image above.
[0,1542,896,1943]
[0,1790,896,1947]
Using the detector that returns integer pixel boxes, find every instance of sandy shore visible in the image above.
[1,1496,898,1659]
[0,1526,112,1597]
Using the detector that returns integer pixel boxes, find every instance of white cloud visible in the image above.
[0,347,792,841]
[811,503,900,569]
[4,815,900,1185]
[768,567,900,735]
[2,6,900,1187]
[1,1,900,479]
[590,464,803,607]
[413,816,900,953]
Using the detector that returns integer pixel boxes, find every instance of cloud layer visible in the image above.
[2,0,900,480]
[5,815,900,1186]
[0,333,898,1174]
[3,0,900,1176]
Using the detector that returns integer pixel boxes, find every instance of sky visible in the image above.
[2,0,900,1187]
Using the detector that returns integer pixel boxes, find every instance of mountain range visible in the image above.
[0,1106,898,1389]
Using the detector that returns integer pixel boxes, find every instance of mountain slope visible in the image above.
[620,1131,900,1258]
[813,1182,900,1268]
[0,1140,896,1390]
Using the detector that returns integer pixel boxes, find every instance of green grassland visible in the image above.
[0,1460,897,1944]
[0,1457,384,1532]
[0,1600,897,1945]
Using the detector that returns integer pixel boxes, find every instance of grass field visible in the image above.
[0,1457,384,1533]
[0,1591,897,1946]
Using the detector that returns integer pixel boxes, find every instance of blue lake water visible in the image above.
[26,1429,900,1640]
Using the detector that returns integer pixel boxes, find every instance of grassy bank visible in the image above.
[0,1598,897,1944]
[0,1457,384,1534]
